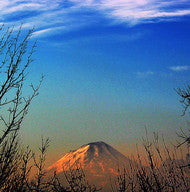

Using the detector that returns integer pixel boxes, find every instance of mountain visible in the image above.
[47,141,132,190]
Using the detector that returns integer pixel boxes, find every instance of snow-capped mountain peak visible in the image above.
[48,141,130,176]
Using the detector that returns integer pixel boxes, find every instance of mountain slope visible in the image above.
[47,141,131,190]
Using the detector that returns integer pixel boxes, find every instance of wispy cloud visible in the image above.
[169,65,190,72]
[32,26,67,37]
[2,3,43,14]
[136,70,154,77]
[32,28,55,37]
[0,0,190,37]
[70,0,190,24]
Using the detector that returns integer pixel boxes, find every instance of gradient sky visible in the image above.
[1,0,190,165]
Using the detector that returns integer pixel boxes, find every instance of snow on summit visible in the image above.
[48,141,131,180]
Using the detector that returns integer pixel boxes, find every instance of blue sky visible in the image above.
[1,0,190,163]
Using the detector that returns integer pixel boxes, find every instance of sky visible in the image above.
[1,0,190,165]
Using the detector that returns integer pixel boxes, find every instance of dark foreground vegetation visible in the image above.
[0,25,189,192]
[111,134,190,192]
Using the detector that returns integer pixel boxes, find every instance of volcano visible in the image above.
[48,141,131,190]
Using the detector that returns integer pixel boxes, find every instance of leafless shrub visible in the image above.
[112,133,190,192]
[0,24,42,192]
[176,85,190,116]
[28,137,51,192]
[47,162,100,192]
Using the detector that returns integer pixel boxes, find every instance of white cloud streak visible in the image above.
[70,0,190,24]
[169,65,190,72]
[0,0,190,36]
[32,26,68,37]
[2,3,43,14]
